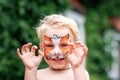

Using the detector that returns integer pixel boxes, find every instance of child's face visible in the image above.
[42,26,74,69]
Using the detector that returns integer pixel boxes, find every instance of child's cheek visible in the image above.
[44,48,53,59]
[60,45,73,54]
[68,45,73,53]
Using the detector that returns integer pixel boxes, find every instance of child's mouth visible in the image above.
[49,54,66,61]
[52,58,65,61]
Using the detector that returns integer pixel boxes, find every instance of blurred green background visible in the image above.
[0,0,120,80]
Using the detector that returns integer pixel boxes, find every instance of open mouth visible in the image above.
[51,58,65,61]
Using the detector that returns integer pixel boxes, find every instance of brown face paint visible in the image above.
[44,34,73,60]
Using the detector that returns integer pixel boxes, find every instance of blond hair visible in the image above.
[36,14,80,43]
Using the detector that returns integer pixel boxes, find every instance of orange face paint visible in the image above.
[44,34,73,60]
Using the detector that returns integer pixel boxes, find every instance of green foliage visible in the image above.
[85,0,120,79]
[86,12,112,79]
[0,0,70,80]
[100,0,120,17]
[81,0,102,9]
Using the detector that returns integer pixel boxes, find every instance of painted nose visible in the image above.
[53,46,61,54]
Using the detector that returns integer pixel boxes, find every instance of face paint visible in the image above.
[44,34,73,60]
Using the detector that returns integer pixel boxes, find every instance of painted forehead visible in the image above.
[44,34,70,42]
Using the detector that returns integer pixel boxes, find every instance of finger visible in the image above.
[16,48,22,59]
[66,53,76,64]
[67,42,76,49]
[66,51,74,59]
[80,42,86,47]
[79,44,88,57]
[82,44,88,56]
[39,43,43,51]
[75,41,81,44]
[22,44,27,54]
[25,43,32,52]
[75,41,82,48]
[73,42,85,56]
[78,42,88,55]
[75,41,86,51]
[31,45,38,55]
[38,50,43,58]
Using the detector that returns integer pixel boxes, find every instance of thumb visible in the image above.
[66,52,74,64]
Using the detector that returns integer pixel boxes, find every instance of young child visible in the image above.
[16,14,89,80]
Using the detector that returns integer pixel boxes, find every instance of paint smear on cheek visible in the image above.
[44,46,53,55]
[44,35,54,59]
[59,34,73,54]
[59,45,73,54]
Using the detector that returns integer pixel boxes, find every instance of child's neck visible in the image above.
[48,65,72,72]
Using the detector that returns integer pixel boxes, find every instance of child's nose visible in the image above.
[54,52,61,56]
[53,46,61,54]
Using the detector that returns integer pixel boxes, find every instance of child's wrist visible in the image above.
[72,64,84,70]
[25,66,38,71]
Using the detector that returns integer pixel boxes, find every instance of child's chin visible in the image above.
[47,59,69,70]
[51,66,67,70]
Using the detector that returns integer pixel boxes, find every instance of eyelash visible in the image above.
[60,44,68,47]
[45,43,68,48]
[46,44,54,47]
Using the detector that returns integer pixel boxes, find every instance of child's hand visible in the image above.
[16,43,43,70]
[67,41,88,69]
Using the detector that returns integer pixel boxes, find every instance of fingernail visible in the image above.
[34,45,38,49]
[28,43,32,45]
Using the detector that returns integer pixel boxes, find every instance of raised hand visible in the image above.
[16,43,43,70]
[67,41,88,68]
